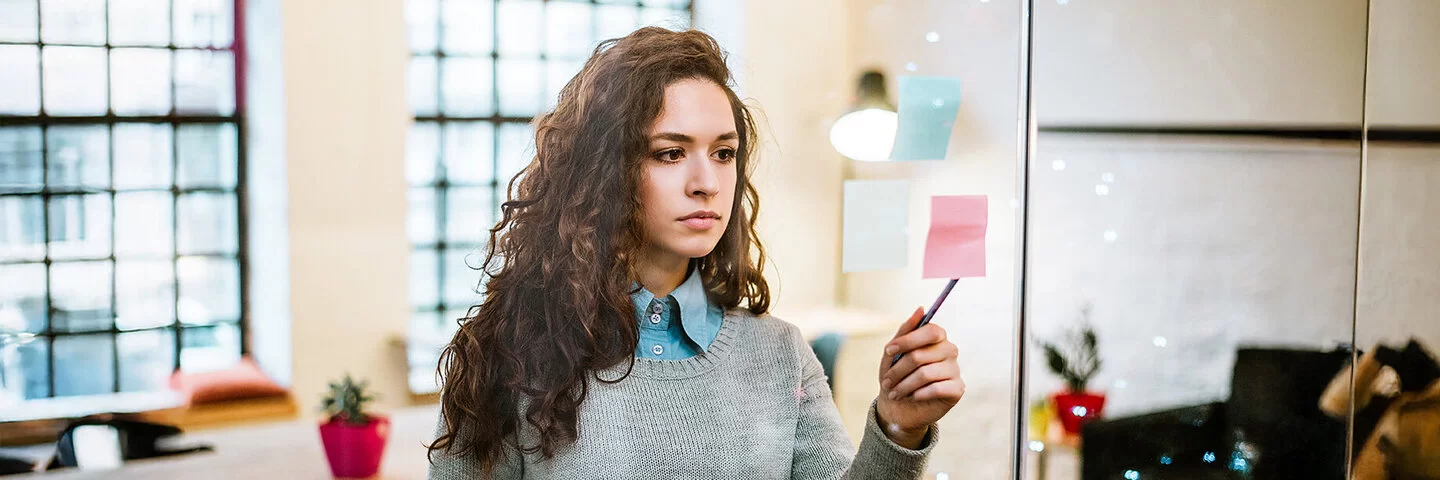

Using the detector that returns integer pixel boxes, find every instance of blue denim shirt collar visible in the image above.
[630,266,722,352]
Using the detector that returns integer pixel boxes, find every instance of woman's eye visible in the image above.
[715,148,736,163]
[653,149,684,162]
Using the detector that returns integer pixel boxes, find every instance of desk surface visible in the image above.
[20,405,440,480]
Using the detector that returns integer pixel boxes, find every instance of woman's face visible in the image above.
[637,78,740,264]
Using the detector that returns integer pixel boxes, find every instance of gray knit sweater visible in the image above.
[427,309,938,479]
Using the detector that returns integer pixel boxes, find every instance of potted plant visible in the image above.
[1037,306,1105,436]
[318,374,389,478]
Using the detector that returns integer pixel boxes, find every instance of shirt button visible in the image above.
[649,313,661,324]
[651,303,663,314]
[651,345,664,356]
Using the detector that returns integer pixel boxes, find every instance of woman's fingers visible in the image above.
[884,323,948,359]
[887,361,961,400]
[879,307,926,377]
[881,340,958,389]
[911,378,966,402]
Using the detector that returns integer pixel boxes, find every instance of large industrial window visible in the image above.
[0,0,246,405]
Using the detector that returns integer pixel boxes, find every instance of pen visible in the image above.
[890,278,958,367]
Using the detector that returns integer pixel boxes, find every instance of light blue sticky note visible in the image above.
[890,76,961,161]
[842,180,910,272]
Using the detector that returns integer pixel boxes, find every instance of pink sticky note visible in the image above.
[923,195,988,279]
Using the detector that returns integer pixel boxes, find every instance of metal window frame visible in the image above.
[0,0,248,399]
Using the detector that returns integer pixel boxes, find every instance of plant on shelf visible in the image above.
[318,374,390,478]
[1036,304,1107,435]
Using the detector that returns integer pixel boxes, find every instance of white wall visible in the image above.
[1027,135,1360,414]
[1033,0,1368,126]
[280,0,413,414]
[1354,1,1440,352]
[1356,145,1440,349]
[1366,0,1440,127]
[738,0,852,317]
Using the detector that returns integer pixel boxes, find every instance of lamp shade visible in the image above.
[831,70,898,162]
[830,108,898,162]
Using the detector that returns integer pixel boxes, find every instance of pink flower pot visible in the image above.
[1051,391,1106,435]
[319,415,390,478]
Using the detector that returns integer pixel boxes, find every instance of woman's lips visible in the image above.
[680,217,719,230]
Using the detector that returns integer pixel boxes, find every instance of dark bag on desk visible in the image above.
[49,418,212,470]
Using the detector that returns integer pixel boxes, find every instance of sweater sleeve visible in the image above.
[426,409,525,480]
[789,327,937,480]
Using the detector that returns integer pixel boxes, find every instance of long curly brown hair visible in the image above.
[425,27,770,473]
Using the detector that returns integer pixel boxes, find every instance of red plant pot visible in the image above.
[319,415,390,478]
[1051,391,1106,435]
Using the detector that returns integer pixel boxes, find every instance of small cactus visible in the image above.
[320,373,377,426]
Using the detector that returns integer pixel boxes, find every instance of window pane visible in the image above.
[408,122,439,186]
[172,0,233,48]
[407,0,438,53]
[596,6,638,42]
[0,46,40,115]
[177,256,238,325]
[406,310,445,394]
[175,50,236,115]
[641,0,689,7]
[0,126,43,191]
[496,123,534,189]
[118,328,175,392]
[176,124,238,188]
[0,197,44,262]
[54,334,114,396]
[177,192,238,254]
[114,192,174,257]
[440,57,493,116]
[116,260,175,330]
[641,8,689,29]
[2,340,49,400]
[40,0,105,45]
[443,247,484,306]
[109,0,171,46]
[45,125,110,189]
[496,0,541,56]
[50,260,113,333]
[0,0,38,42]
[408,187,437,245]
[442,122,494,185]
[544,59,582,111]
[408,56,438,116]
[497,58,542,117]
[411,248,438,308]
[442,307,470,331]
[113,123,174,189]
[47,194,111,260]
[440,0,493,55]
[179,322,239,373]
[445,186,494,244]
[0,263,47,332]
[545,2,593,59]
[111,48,173,116]
[42,46,108,116]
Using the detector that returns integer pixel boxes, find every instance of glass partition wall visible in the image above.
[1017,1,1375,479]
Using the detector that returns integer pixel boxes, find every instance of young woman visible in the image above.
[426,27,964,479]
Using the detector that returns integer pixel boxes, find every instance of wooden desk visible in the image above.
[18,405,440,480]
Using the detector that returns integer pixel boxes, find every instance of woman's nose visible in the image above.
[688,155,720,198]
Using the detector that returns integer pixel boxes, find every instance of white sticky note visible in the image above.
[843,180,910,272]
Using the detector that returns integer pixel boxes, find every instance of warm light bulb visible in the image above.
[829,108,898,162]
